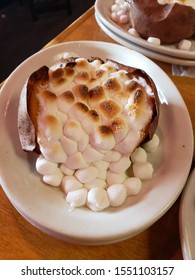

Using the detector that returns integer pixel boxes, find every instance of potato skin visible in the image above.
[129,0,195,44]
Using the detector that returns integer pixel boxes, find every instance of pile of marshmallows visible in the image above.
[110,0,192,50]
[35,55,159,212]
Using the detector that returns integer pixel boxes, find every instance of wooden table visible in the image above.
[0,6,194,260]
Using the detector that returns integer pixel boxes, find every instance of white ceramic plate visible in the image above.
[0,41,193,245]
[95,13,195,66]
[95,0,195,60]
[179,168,195,260]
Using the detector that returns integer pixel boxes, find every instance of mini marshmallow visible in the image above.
[43,168,63,187]
[124,177,142,196]
[87,187,110,212]
[133,162,153,180]
[90,125,116,151]
[97,170,107,181]
[75,166,99,183]
[36,155,58,175]
[61,175,83,193]
[38,90,57,113]
[111,4,119,13]
[78,133,89,152]
[103,150,121,162]
[107,184,127,207]
[82,144,104,163]
[115,0,124,5]
[142,134,160,153]
[119,15,128,24]
[63,119,86,142]
[38,115,62,141]
[66,188,88,208]
[92,160,110,172]
[107,171,127,186]
[110,115,128,143]
[128,28,140,37]
[60,164,74,176]
[117,10,126,17]
[65,152,87,170]
[56,111,68,124]
[68,102,89,121]
[57,91,75,113]
[60,135,78,156]
[147,37,161,45]
[131,147,147,163]
[39,140,67,163]
[178,39,192,50]
[84,178,107,190]
[81,110,101,135]
[109,156,131,173]
[114,130,141,156]
[111,12,119,22]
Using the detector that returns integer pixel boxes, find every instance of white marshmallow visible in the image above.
[66,188,88,208]
[107,184,127,207]
[133,162,153,180]
[103,150,121,162]
[82,144,104,163]
[111,4,119,13]
[124,177,142,196]
[81,111,101,135]
[60,135,78,156]
[142,134,160,153]
[110,116,128,143]
[119,14,128,24]
[78,133,89,152]
[107,171,127,186]
[147,37,161,45]
[63,119,86,142]
[68,102,89,121]
[128,28,140,37]
[75,166,99,183]
[131,147,147,163]
[97,170,107,180]
[38,115,62,141]
[57,92,75,114]
[65,152,87,170]
[61,175,83,193]
[90,125,116,151]
[111,12,119,22]
[109,156,131,173]
[117,10,126,17]
[56,111,68,124]
[116,0,124,5]
[60,164,74,176]
[39,140,67,163]
[43,168,63,187]
[178,39,192,50]
[84,178,107,190]
[87,187,110,212]
[92,160,110,172]
[114,130,141,156]
[36,155,58,175]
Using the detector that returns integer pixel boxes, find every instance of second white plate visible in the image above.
[95,0,195,60]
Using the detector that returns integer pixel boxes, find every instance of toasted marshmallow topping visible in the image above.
[29,55,159,212]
